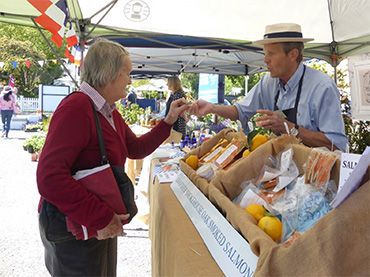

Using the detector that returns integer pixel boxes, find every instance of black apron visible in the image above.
[273,65,306,124]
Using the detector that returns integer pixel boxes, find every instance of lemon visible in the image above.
[185,155,199,170]
[242,149,251,158]
[250,134,269,151]
[245,204,266,221]
[258,216,282,242]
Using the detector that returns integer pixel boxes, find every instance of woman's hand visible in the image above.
[96,213,130,240]
[164,98,189,125]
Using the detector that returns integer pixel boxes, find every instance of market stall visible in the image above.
[146,128,370,276]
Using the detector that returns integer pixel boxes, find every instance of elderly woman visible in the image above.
[36,39,188,276]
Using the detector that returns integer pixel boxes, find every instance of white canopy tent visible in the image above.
[72,0,370,64]
[1,0,370,76]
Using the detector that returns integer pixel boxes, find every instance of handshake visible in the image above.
[163,98,213,125]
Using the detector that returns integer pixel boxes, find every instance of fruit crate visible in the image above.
[179,128,240,197]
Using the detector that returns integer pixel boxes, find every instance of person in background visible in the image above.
[0,86,16,138]
[36,38,188,276]
[190,23,347,151]
[126,88,137,105]
[166,75,187,137]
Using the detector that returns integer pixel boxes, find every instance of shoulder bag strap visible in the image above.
[89,100,109,165]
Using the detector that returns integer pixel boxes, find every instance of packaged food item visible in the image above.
[199,138,229,163]
[304,148,339,188]
[214,135,247,169]
[196,163,218,181]
[200,146,224,163]
[214,143,239,169]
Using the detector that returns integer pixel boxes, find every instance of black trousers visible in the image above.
[39,202,117,276]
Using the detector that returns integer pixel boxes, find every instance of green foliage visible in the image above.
[142,90,158,99]
[0,23,64,97]
[132,79,150,87]
[341,91,370,153]
[247,113,272,146]
[23,134,46,153]
[225,75,245,95]
[247,72,266,92]
[181,73,199,99]
[307,59,369,153]
[24,123,43,132]
[41,114,52,132]
[116,102,144,124]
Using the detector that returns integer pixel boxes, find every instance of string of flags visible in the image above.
[0,58,75,70]
[27,0,79,63]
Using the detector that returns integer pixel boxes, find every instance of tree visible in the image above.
[180,73,199,99]
[225,75,245,95]
[0,23,64,97]
[307,59,369,153]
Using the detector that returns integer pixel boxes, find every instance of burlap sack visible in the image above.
[179,128,237,196]
[212,135,301,197]
[254,179,370,276]
[208,140,370,276]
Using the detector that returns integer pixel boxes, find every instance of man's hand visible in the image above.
[164,98,189,125]
[255,109,289,134]
[188,99,213,116]
[96,213,130,240]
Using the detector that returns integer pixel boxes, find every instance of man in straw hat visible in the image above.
[190,23,347,151]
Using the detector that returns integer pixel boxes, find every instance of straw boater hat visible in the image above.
[254,23,314,45]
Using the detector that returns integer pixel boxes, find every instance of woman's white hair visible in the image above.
[81,38,129,89]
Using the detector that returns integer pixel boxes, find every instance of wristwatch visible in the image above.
[290,124,299,137]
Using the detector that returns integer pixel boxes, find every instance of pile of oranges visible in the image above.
[242,133,269,158]
[245,204,282,242]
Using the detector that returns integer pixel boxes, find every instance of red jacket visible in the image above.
[37,92,171,230]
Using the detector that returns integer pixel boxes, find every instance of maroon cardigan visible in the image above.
[37,92,171,230]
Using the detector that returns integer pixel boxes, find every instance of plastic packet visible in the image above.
[234,181,274,212]
[296,189,331,233]
[255,148,299,192]
[196,163,217,181]
[272,176,332,242]
[304,147,339,188]
[270,177,302,241]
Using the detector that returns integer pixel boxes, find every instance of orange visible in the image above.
[242,149,251,158]
[250,134,269,151]
[185,155,199,170]
[245,204,266,221]
[258,216,282,242]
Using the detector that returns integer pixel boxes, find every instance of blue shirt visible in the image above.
[235,63,348,151]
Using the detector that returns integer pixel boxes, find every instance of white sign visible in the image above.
[39,85,70,113]
[338,153,361,193]
[348,54,370,120]
[171,172,258,277]
[332,147,370,208]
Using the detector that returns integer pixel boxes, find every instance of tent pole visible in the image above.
[31,18,79,88]
[333,65,337,85]
[85,0,118,38]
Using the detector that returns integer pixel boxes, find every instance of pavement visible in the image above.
[0,130,151,277]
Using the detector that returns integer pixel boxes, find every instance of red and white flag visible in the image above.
[28,0,78,57]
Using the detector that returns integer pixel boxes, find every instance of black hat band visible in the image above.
[264,31,303,39]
